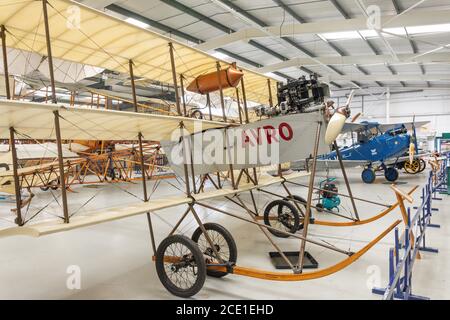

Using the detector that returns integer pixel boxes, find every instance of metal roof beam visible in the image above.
[321,74,450,82]
[105,4,295,80]
[195,8,449,51]
[256,52,450,73]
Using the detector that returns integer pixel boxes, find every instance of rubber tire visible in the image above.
[264,199,300,238]
[384,167,399,182]
[191,223,237,278]
[361,168,376,184]
[40,186,50,191]
[282,195,307,230]
[0,163,9,171]
[316,203,324,212]
[155,235,206,298]
[418,159,426,173]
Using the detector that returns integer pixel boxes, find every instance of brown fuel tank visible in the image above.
[186,67,244,94]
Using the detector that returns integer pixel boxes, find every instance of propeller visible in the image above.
[324,90,354,145]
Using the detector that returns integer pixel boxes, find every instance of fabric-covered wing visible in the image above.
[0,0,277,105]
[378,121,430,132]
[0,100,225,141]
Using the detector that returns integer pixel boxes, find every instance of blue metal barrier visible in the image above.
[372,164,445,300]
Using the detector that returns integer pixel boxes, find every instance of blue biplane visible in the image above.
[293,120,429,183]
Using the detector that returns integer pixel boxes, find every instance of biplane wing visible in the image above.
[378,121,430,132]
[0,99,225,141]
[0,171,309,237]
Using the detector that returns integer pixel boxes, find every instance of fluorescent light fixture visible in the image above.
[319,31,360,40]
[125,17,149,29]
[211,51,230,61]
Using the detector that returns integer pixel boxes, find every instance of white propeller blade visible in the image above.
[324,90,355,145]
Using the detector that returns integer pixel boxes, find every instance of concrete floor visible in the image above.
[0,168,448,299]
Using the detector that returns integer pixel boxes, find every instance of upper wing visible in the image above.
[341,122,366,133]
[0,100,225,141]
[0,0,276,105]
[378,121,430,132]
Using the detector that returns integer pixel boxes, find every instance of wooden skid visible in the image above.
[207,219,401,281]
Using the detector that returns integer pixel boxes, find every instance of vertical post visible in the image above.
[240,71,249,124]
[179,74,187,117]
[216,61,227,122]
[9,127,22,226]
[267,79,274,108]
[1,25,11,100]
[53,111,69,223]
[42,0,57,104]
[179,122,191,196]
[206,93,212,121]
[138,133,148,201]
[333,141,359,220]
[297,122,322,272]
[225,128,236,189]
[235,87,243,124]
[129,59,138,113]
[168,42,181,116]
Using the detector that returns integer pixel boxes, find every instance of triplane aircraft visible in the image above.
[0,0,421,298]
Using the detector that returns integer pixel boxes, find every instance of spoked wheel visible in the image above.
[403,159,420,174]
[155,235,206,298]
[282,195,307,230]
[263,199,300,238]
[191,223,237,278]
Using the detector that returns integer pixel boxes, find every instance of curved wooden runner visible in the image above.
[208,219,401,281]
[312,186,418,227]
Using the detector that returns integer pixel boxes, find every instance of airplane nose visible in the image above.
[325,107,349,145]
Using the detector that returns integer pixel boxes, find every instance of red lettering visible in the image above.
[279,122,293,141]
[263,125,279,144]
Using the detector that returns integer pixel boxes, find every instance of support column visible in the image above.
[9,128,22,226]
[129,59,138,113]
[297,121,322,272]
[42,0,57,104]
[180,74,187,116]
[53,111,69,223]
[1,25,11,100]
[216,61,227,122]
[168,42,181,116]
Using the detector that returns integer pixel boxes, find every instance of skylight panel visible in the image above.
[406,23,450,34]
